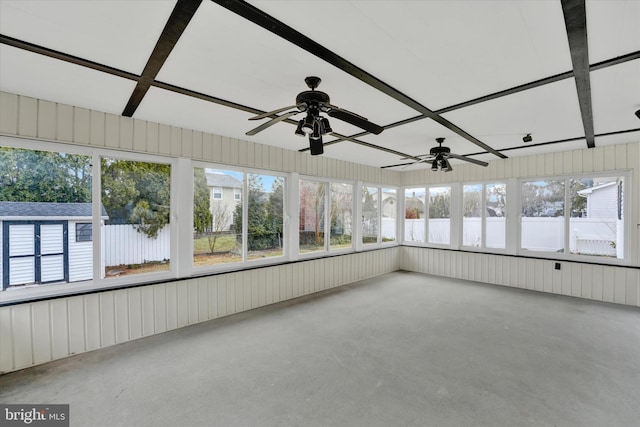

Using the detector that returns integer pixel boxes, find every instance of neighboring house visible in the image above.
[0,202,108,288]
[577,181,620,219]
[205,171,242,232]
[372,189,397,218]
[405,197,425,218]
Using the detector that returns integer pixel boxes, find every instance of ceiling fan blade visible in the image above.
[401,158,430,169]
[245,111,298,136]
[249,105,300,120]
[327,106,384,135]
[309,136,324,155]
[448,153,489,167]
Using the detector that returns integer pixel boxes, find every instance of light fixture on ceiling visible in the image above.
[294,120,305,136]
[301,114,315,135]
[635,109,640,120]
[523,133,532,143]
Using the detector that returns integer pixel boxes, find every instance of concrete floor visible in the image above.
[1,271,639,427]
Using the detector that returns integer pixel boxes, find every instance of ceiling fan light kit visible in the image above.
[247,76,384,155]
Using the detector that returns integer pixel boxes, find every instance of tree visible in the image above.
[300,181,326,245]
[101,158,170,238]
[208,203,232,253]
[361,186,378,241]
[193,168,212,234]
[266,176,284,248]
[429,192,450,218]
[0,147,91,203]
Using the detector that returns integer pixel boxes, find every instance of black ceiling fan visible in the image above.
[246,76,384,155]
[404,137,489,172]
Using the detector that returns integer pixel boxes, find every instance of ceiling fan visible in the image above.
[404,137,489,172]
[246,76,384,155]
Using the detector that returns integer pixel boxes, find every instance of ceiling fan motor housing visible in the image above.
[296,90,331,111]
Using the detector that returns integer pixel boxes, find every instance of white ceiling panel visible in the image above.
[0,0,176,74]
[135,87,304,153]
[249,0,572,110]
[441,78,585,150]
[591,60,640,134]
[321,142,405,169]
[0,45,136,115]
[156,1,416,128]
[359,118,482,159]
[587,0,640,63]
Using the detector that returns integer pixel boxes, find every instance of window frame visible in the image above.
[75,223,92,242]
[460,181,509,253]
[298,175,358,258]
[516,171,631,265]
[358,183,400,250]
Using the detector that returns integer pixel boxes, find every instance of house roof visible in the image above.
[0,1,637,169]
[577,181,617,195]
[205,172,242,188]
[0,202,108,219]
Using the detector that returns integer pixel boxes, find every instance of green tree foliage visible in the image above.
[429,193,450,218]
[193,168,212,234]
[0,147,91,203]
[266,176,284,244]
[101,158,170,238]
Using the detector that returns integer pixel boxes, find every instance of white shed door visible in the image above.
[4,222,67,287]
[40,224,65,283]
[9,224,36,286]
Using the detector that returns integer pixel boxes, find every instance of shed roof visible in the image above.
[0,202,108,219]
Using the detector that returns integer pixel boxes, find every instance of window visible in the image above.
[404,188,426,242]
[381,188,397,242]
[213,187,222,200]
[102,157,171,278]
[234,188,241,201]
[246,173,285,260]
[569,176,624,259]
[193,168,243,267]
[463,183,506,249]
[521,180,565,253]
[299,179,326,253]
[0,146,93,288]
[75,223,92,242]
[428,186,451,245]
[362,186,379,244]
[330,183,353,250]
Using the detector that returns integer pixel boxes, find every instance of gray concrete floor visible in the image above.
[1,271,639,427]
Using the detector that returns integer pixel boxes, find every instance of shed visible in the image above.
[0,202,108,288]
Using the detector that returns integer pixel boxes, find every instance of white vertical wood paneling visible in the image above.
[50,299,69,360]
[74,107,91,144]
[18,95,38,137]
[165,283,178,330]
[67,297,85,355]
[90,110,106,146]
[0,92,18,135]
[175,282,188,327]
[141,287,155,336]
[100,292,116,347]
[198,278,209,323]
[114,291,129,343]
[0,307,14,372]
[188,279,199,324]
[31,302,51,365]
[57,104,74,142]
[12,304,33,369]
[37,100,56,139]
[84,294,101,350]
[128,288,143,340]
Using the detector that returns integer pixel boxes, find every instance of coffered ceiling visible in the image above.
[1,0,638,169]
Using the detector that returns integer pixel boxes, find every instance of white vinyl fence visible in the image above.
[404,217,621,258]
[103,224,170,267]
